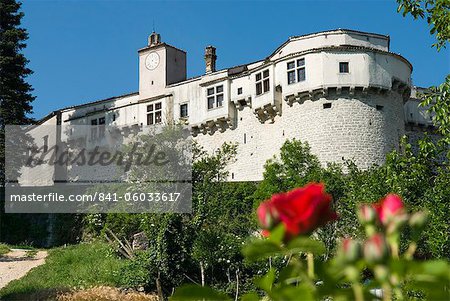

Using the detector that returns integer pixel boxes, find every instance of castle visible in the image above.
[29,29,432,182]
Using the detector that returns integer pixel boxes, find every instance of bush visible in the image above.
[254,139,449,259]
[0,243,10,256]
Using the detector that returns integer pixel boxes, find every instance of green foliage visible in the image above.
[397,0,450,50]
[254,138,449,260]
[81,121,449,298]
[82,141,258,296]
[0,0,37,245]
[174,196,450,301]
[116,250,156,290]
[0,242,126,300]
[420,74,450,151]
[253,139,321,201]
[0,243,10,256]
[0,0,35,125]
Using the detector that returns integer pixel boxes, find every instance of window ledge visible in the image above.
[255,91,271,97]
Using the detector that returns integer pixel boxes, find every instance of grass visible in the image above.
[7,244,37,250]
[57,286,158,301]
[0,242,127,301]
[0,243,10,256]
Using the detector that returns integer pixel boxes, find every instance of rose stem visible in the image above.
[307,253,314,279]
[382,283,392,301]
[352,283,365,301]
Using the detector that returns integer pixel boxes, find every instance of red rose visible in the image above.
[256,183,337,239]
[373,194,405,224]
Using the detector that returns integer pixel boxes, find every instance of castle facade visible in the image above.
[31,29,432,182]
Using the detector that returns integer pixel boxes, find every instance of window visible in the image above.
[147,102,162,125]
[98,117,105,138]
[256,69,270,95]
[90,119,98,140]
[237,87,242,95]
[287,58,306,84]
[339,62,349,73]
[180,103,188,118]
[207,85,224,110]
[323,103,332,109]
[90,117,106,140]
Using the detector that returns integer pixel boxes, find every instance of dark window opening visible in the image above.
[98,117,105,138]
[339,62,349,73]
[297,68,306,82]
[180,103,188,118]
[147,102,162,125]
[287,70,295,84]
[323,103,332,109]
[256,70,270,95]
[376,105,384,111]
[287,58,306,84]
[90,119,98,140]
[237,87,243,95]
[256,82,262,95]
[207,85,224,110]
[263,79,270,92]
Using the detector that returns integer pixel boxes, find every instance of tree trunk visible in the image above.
[200,261,205,287]
[156,271,164,301]
[235,268,240,301]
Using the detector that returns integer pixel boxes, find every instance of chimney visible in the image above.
[204,45,217,74]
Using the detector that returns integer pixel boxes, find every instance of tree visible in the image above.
[0,0,35,125]
[397,0,450,50]
[0,0,35,241]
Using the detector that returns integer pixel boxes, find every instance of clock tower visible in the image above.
[138,32,187,99]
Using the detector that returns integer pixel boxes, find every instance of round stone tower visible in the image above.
[176,29,413,181]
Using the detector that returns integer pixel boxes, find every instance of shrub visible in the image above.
[0,243,10,256]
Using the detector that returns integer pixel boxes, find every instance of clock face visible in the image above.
[145,52,160,70]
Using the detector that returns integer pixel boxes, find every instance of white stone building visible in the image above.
[29,29,433,182]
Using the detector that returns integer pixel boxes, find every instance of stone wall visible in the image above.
[195,91,405,181]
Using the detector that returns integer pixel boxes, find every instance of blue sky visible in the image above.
[21,0,449,119]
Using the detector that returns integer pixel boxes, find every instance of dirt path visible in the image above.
[0,249,48,290]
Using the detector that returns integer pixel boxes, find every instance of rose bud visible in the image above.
[409,211,428,230]
[257,201,279,230]
[340,238,361,263]
[358,205,377,225]
[363,234,389,264]
[373,194,406,225]
[257,183,338,240]
[409,211,428,240]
